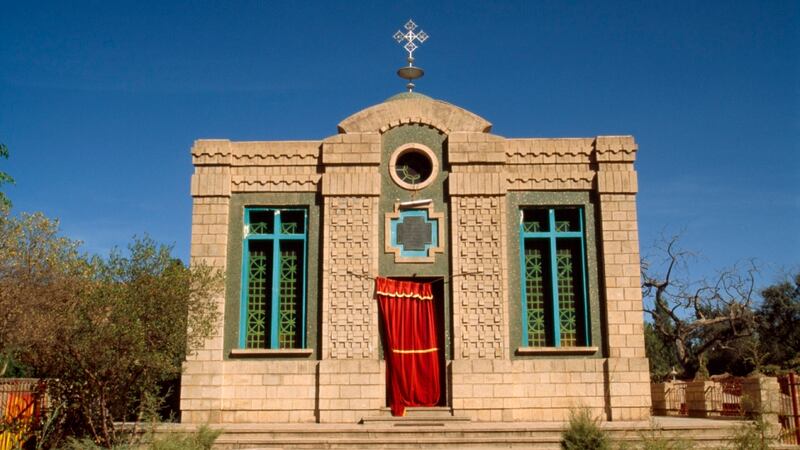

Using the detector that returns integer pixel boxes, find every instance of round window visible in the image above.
[389,143,439,190]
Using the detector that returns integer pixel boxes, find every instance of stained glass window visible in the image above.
[520,207,589,348]
[240,208,307,349]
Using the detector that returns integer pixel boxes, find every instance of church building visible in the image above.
[180,21,650,424]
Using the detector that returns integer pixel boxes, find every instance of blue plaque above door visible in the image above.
[385,202,445,263]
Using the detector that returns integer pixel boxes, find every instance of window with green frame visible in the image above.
[519,207,590,347]
[240,207,308,349]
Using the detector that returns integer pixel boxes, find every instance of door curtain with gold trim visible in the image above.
[375,277,440,416]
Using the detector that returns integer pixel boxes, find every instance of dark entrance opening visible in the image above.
[378,276,448,409]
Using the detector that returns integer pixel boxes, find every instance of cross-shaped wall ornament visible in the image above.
[384,202,445,263]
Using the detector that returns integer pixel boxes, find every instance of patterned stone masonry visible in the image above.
[322,196,379,360]
[450,196,507,360]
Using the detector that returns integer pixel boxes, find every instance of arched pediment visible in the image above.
[337,93,492,134]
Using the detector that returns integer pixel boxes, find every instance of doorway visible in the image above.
[377,276,448,413]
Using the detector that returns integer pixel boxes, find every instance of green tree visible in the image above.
[644,322,678,381]
[0,143,14,210]
[0,209,222,447]
[0,210,88,377]
[756,272,800,372]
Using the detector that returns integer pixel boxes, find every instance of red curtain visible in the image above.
[375,276,440,416]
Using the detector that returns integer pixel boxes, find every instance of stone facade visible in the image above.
[181,93,650,423]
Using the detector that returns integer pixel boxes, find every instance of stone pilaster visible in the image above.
[448,143,508,360]
[320,133,381,361]
[182,140,232,423]
[593,136,650,421]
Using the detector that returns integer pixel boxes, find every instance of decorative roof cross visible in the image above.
[394,19,429,59]
[393,20,429,92]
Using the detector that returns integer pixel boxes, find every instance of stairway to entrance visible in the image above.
[153,416,798,449]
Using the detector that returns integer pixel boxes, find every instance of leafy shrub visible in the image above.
[561,408,610,450]
[729,414,778,450]
[0,213,223,448]
[59,425,220,450]
[150,426,221,450]
[637,427,691,450]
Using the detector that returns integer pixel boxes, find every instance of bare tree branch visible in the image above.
[641,236,758,378]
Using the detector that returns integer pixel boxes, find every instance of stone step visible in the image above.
[361,406,471,425]
[156,418,783,449]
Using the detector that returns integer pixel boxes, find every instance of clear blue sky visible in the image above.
[1,1,797,287]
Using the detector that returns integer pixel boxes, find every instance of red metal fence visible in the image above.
[778,373,800,445]
[0,379,46,450]
[664,382,688,416]
[707,377,744,417]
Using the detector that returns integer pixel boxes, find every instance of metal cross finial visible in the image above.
[393,20,428,92]
[394,19,429,60]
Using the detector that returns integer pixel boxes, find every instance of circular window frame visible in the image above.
[388,143,439,191]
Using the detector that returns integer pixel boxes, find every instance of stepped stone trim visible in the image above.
[506,173,595,191]
[192,140,321,166]
[231,176,320,193]
[595,136,638,163]
[231,154,319,165]
[505,138,595,157]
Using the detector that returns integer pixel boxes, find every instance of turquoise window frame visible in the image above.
[389,209,439,258]
[239,207,308,349]
[519,207,590,347]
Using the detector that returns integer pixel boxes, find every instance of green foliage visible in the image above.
[0,210,88,379]
[60,437,133,450]
[729,414,779,450]
[0,209,223,447]
[756,273,800,372]
[705,272,800,376]
[0,143,13,210]
[636,426,691,450]
[150,426,220,450]
[58,426,220,450]
[561,408,611,450]
[644,323,678,381]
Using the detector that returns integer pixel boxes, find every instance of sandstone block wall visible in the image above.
[451,359,607,421]
[181,96,651,424]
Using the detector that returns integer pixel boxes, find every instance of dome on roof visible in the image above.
[338,94,492,134]
[384,91,433,102]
